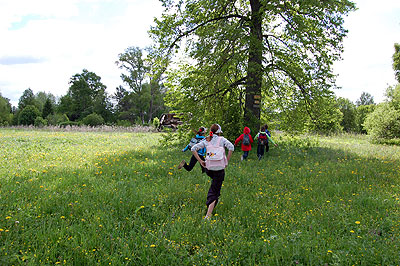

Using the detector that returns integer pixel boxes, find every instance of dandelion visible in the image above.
[350,230,355,233]
[150,244,156,248]
[0,229,3,232]
[5,216,11,219]
[60,216,65,219]
[327,250,333,254]
[355,221,361,225]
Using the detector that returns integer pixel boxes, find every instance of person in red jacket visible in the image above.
[234,126,253,161]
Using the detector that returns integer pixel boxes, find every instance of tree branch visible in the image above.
[271,64,316,121]
[200,76,247,100]
[168,14,248,52]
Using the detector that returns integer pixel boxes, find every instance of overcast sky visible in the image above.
[0,0,399,107]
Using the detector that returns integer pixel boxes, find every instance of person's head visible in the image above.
[197,127,206,136]
[261,125,266,132]
[264,124,268,130]
[206,124,222,141]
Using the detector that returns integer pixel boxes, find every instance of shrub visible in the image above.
[82,113,104,127]
[47,113,69,126]
[18,105,41,125]
[364,103,400,140]
[116,120,132,127]
[355,104,375,134]
[152,117,160,129]
[59,121,80,127]
[34,116,47,127]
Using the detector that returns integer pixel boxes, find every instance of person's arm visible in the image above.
[234,135,242,146]
[226,150,233,162]
[267,135,277,146]
[192,149,206,167]
[222,138,234,163]
[191,142,206,167]
[182,144,190,152]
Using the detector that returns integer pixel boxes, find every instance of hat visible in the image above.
[215,124,223,134]
[198,127,207,133]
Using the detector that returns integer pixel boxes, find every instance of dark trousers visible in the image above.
[257,144,265,158]
[242,150,249,159]
[257,143,269,158]
[184,154,205,172]
[205,169,225,207]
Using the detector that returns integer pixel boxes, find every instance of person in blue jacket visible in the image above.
[178,127,207,172]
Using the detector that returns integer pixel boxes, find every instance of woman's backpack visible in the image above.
[205,137,228,170]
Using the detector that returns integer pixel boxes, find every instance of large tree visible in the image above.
[115,47,166,124]
[356,92,375,107]
[337,97,356,132]
[62,69,113,122]
[150,0,356,132]
[18,88,37,110]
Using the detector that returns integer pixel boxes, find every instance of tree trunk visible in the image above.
[148,80,155,124]
[245,0,263,131]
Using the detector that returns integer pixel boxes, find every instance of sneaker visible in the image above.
[241,155,244,161]
[203,215,211,220]
[177,160,186,169]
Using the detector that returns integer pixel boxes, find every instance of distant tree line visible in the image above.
[0,47,168,128]
[0,39,399,144]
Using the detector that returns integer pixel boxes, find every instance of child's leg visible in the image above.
[183,154,198,171]
[205,170,225,217]
[206,200,216,218]
[260,145,265,157]
[243,150,249,159]
[257,144,264,158]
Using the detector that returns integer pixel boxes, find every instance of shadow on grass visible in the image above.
[1,139,400,265]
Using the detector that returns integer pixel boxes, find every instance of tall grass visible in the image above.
[0,129,399,265]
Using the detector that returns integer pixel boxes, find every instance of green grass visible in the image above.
[0,129,399,265]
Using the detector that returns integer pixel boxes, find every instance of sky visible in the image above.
[0,0,399,108]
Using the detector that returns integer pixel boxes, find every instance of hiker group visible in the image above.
[177,123,277,219]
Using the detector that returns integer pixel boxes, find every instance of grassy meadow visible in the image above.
[0,129,399,265]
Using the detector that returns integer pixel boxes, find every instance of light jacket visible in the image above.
[191,135,235,170]
[234,127,254,151]
[183,135,206,156]
[254,131,275,145]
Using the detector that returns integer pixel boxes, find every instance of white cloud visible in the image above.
[0,0,163,106]
[333,0,400,103]
[1,0,399,108]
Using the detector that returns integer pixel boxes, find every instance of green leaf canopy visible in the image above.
[150,0,356,133]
